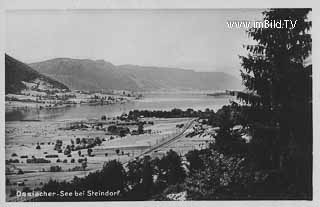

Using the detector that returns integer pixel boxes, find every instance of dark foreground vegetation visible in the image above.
[32,8,312,201]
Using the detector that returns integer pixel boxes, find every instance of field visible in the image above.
[5,117,212,201]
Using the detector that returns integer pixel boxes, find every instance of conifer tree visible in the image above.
[239,9,312,198]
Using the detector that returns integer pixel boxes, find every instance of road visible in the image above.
[124,118,197,163]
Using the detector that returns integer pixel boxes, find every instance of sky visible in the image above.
[6,9,264,77]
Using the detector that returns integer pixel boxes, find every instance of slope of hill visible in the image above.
[30,58,140,91]
[118,65,242,91]
[29,58,242,92]
[5,54,69,94]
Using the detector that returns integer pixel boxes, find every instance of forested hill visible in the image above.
[29,58,242,92]
[5,54,69,94]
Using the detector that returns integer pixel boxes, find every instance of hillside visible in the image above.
[5,54,69,94]
[118,65,242,91]
[29,58,140,91]
[29,58,242,92]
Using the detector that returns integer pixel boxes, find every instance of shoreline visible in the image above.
[5,99,132,111]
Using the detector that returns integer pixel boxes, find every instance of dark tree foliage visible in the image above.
[37,151,187,201]
[157,150,186,186]
[127,159,143,187]
[5,54,69,94]
[127,150,186,199]
[185,150,255,200]
[141,158,153,195]
[128,108,215,120]
[239,9,312,199]
[37,160,127,201]
[138,122,144,134]
[185,150,205,172]
[210,104,249,156]
[98,160,127,191]
[126,156,154,200]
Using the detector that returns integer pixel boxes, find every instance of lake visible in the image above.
[5,93,234,121]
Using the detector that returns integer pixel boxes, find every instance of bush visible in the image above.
[184,150,254,200]
[69,166,86,171]
[158,150,186,186]
[87,148,93,156]
[76,138,81,144]
[54,140,63,151]
[6,159,19,163]
[185,149,205,172]
[94,137,102,145]
[64,145,71,155]
[81,161,87,170]
[45,154,59,158]
[27,158,50,163]
[49,166,62,172]
[78,158,87,163]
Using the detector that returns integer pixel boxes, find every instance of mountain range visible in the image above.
[29,58,242,92]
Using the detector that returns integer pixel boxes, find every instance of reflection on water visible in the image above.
[5,94,234,121]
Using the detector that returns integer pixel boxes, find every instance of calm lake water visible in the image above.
[5,93,234,121]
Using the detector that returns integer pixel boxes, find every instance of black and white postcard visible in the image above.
[1,0,318,206]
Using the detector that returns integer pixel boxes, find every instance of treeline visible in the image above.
[128,108,215,119]
[127,108,223,127]
[32,148,259,201]
[33,150,186,201]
